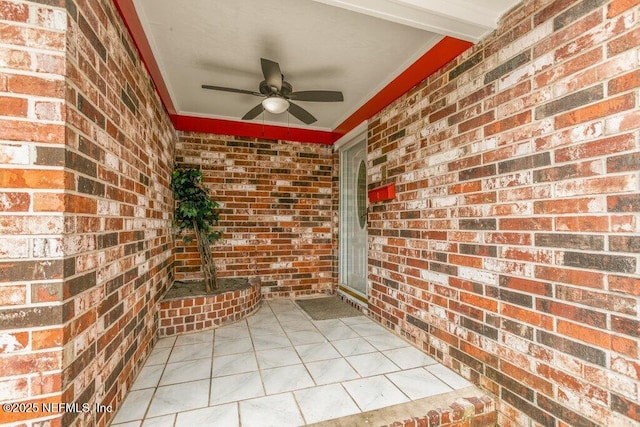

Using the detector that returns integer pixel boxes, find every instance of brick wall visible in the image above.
[158,282,261,337]
[367,0,639,426]
[1,0,176,426]
[175,133,335,298]
[0,1,66,425]
[62,0,176,425]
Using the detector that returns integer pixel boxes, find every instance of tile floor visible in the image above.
[111,299,473,427]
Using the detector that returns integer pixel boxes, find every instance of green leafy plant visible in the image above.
[171,168,221,291]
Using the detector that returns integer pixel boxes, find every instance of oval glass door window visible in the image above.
[357,160,366,229]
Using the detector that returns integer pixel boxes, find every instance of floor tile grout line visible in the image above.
[119,299,475,426]
[249,304,281,412]
[208,325,218,409]
[266,302,405,420]
[337,381,365,417]
[135,340,172,425]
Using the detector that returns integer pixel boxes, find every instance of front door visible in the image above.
[339,136,368,304]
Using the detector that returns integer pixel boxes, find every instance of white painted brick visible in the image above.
[406,199,428,210]
[0,237,29,258]
[0,333,26,354]
[429,304,447,320]
[555,175,638,198]
[455,76,485,100]
[499,21,553,62]
[458,266,497,285]
[97,200,119,216]
[470,137,497,153]
[428,148,460,166]
[431,195,457,208]
[104,152,119,170]
[0,144,30,164]
[533,51,555,74]
[485,172,532,190]
[420,270,448,285]
[33,237,63,258]
[498,64,534,91]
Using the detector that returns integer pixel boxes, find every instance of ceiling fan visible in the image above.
[201,58,343,125]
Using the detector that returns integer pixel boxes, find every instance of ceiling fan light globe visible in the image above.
[262,96,289,114]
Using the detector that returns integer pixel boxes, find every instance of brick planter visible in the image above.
[158,280,261,337]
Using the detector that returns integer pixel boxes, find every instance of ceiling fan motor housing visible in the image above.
[202,58,342,124]
[260,80,292,97]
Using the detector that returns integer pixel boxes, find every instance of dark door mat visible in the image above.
[295,296,364,320]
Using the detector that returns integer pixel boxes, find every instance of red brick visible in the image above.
[607,0,640,17]
[63,193,97,214]
[555,215,609,232]
[0,284,26,305]
[32,328,63,350]
[555,133,635,162]
[500,275,552,297]
[554,93,636,128]
[609,275,640,297]
[608,26,640,57]
[502,303,553,329]
[502,361,554,396]
[611,335,638,358]
[484,111,531,136]
[0,169,64,189]
[429,103,457,122]
[0,192,30,212]
[499,217,552,231]
[535,266,604,288]
[6,74,64,98]
[485,232,532,246]
[0,95,27,117]
[611,315,640,338]
[609,69,640,95]
[458,111,495,134]
[0,1,29,22]
[459,292,497,311]
[33,192,64,212]
[0,119,64,143]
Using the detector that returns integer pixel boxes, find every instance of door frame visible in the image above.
[338,132,368,306]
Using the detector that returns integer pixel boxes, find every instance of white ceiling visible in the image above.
[132,0,519,131]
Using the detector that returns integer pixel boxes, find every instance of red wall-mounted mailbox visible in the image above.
[368,183,395,203]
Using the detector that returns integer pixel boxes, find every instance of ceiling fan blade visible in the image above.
[241,103,264,120]
[201,85,263,97]
[289,91,344,102]
[261,58,282,91]
[288,102,316,124]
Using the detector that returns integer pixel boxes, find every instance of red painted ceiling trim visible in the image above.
[113,3,472,144]
[172,115,336,145]
[113,0,176,115]
[331,36,472,139]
